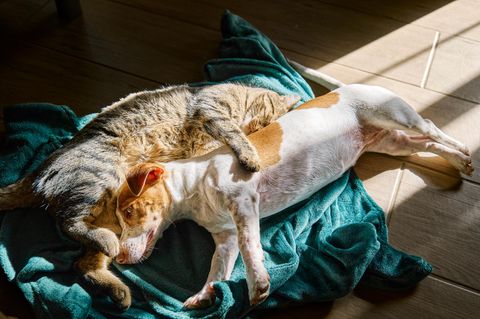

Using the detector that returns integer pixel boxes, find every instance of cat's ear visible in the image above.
[126,164,164,197]
[262,91,302,111]
[279,94,302,108]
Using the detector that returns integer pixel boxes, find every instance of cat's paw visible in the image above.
[80,268,131,311]
[108,280,132,311]
[184,283,216,309]
[92,228,120,258]
[238,152,261,172]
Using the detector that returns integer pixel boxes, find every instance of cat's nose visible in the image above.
[116,250,128,264]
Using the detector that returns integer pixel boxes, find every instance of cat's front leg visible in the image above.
[184,229,239,309]
[203,119,261,172]
[63,217,120,258]
[229,193,270,305]
[75,249,131,310]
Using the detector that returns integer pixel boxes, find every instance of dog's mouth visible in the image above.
[116,228,159,264]
[143,228,157,257]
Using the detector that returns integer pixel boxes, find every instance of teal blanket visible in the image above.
[0,12,431,319]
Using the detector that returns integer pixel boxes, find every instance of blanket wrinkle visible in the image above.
[0,11,431,319]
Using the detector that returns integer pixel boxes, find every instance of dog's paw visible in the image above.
[463,159,475,176]
[109,281,132,311]
[184,283,216,309]
[452,153,474,176]
[248,270,270,306]
[93,228,120,258]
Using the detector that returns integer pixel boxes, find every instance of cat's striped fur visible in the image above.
[0,83,299,257]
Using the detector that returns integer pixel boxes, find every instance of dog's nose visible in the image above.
[116,250,128,264]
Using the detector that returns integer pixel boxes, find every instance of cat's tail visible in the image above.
[288,59,345,91]
[0,176,40,211]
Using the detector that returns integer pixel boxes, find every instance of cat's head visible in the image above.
[114,163,172,264]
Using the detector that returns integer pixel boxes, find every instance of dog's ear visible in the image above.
[126,164,164,197]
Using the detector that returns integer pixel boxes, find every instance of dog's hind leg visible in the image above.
[360,92,470,156]
[366,130,473,175]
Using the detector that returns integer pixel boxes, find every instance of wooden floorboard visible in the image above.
[260,276,480,319]
[1,0,479,318]
[0,42,156,114]
[114,0,480,112]
[389,164,480,291]
[316,0,480,42]
[354,153,402,214]
[115,0,436,90]
[15,0,220,85]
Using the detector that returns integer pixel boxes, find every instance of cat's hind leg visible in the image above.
[75,249,131,310]
[0,176,39,211]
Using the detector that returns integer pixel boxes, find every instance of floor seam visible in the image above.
[430,274,480,296]
[420,31,440,88]
[283,48,480,105]
[386,163,404,225]
[372,153,479,186]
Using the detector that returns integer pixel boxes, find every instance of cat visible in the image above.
[0,83,300,309]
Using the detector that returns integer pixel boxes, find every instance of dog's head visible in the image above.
[114,163,172,264]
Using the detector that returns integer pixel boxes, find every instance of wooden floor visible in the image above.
[1,0,480,318]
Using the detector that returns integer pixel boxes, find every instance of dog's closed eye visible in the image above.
[124,207,134,220]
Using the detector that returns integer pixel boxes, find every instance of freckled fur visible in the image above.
[0,83,298,310]
[118,81,472,308]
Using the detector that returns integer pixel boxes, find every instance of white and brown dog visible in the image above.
[113,63,473,309]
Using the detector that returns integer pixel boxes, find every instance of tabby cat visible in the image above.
[0,83,299,309]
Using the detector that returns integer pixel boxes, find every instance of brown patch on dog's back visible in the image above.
[296,92,339,110]
[248,122,283,169]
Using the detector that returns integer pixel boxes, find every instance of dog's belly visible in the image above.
[257,109,365,218]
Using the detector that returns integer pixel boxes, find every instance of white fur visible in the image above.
[118,64,473,308]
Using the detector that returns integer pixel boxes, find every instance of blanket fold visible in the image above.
[0,11,431,319]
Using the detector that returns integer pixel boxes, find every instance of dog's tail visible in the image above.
[288,59,345,91]
[0,176,40,211]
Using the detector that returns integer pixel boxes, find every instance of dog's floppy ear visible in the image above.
[126,163,164,197]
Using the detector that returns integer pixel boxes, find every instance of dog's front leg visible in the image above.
[229,194,270,306]
[184,228,239,309]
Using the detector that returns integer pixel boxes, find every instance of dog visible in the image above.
[112,63,473,309]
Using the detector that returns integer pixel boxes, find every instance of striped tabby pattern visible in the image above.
[1,83,299,257]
